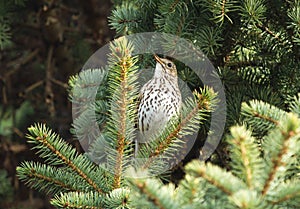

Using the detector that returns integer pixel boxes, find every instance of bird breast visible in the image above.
[138,77,182,138]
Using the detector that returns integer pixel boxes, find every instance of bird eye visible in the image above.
[167,62,172,68]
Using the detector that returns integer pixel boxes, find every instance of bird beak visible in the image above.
[154,54,164,65]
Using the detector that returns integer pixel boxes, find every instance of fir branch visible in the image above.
[252,111,279,125]
[241,100,286,136]
[140,119,181,170]
[195,26,223,56]
[229,189,265,208]
[107,37,139,189]
[262,135,294,196]
[176,14,185,37]
[218,0,236,24]
[154,0,189,37]
[253,23,292,56]
[148,96,200,158]
[26,124,104,194]
[51,192,104,209]
[130,178,179,209]
[109,2,141,35]
[17,162,81,194]
[141,87,216,170]
[227,126,266,189]
[174,175,204,206]
[69,69,107,105]
[204,0,238,24]
[112,59,131,189]
[255,23,281,41]
[262,113,300,196]
[270,181,300,206]
[240,0,266,24]
[167,0,187,36]
[185,160,247,195]
[289,93,300,116]
[287,3,300,45]
[103,188,130,209]
[235,137,252,186]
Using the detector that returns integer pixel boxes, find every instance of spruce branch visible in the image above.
[255,23,281,41]
[289,93,300,116]
[185,161,247,196]
[229,189,265,209]
[240,0,266,24]
[195,26,223,56]
[51,191,104,209]
[129,178,179,209]
[227,125,265,190]
[17,162,80,194]
[270,181,300,206]
[241,100,286,135]
[252,111,279,125]
[25,123,104,194]
[139,87,217,170]
[154,0,189,36]
[103,188,130,209]
[261,113,300,196]
[106,37,139,189]
[109,2,141,35]
[173,174,208,208]
[202,0,238,24]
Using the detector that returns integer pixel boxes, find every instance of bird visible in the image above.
[137,55,182,149]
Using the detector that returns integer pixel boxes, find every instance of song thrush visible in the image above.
[138,55,182,144]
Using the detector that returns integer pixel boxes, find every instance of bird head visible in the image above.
[154,55,178,78]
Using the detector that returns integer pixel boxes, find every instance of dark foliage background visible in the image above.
[0,0,114,208]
